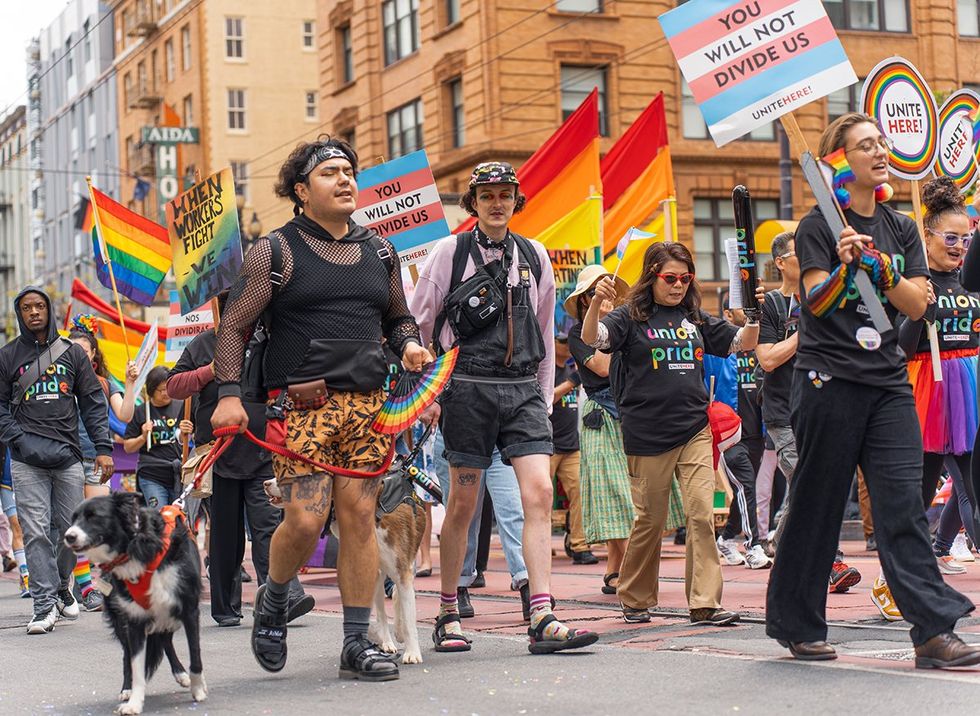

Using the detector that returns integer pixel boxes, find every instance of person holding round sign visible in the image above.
[582,241,763,627]
[898,177,980,568]
[765,113,979,668]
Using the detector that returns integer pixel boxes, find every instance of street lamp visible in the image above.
[248,212,262,242]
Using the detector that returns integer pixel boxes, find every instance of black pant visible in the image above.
[722,436,764,545]
[766,375,974,646]
[209,474,288,621]
[476,490,493,573]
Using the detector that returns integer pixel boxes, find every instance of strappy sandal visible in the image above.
[432,612,472,652]
[339,636,399,681]
[251,585,288,672]
[527,614,599,655]
[602,573,619,595]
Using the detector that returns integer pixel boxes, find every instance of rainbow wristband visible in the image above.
[806,263,854,318]
[856,247,897,291]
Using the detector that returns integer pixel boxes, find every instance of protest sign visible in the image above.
[861,58,939,181]
[351,150,451,267]
[166,167,243,315]
[132,319,160,395]
[165,290,214,362]
[934,89,980,192]
[659,0,856,146]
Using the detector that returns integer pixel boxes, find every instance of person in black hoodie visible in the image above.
[0,287,112,634]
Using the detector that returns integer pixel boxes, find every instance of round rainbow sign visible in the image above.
[861,57,939,181]
[934,89,980,192]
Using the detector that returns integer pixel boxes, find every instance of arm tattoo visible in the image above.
[456,470,480,487]
[729,328,745,355]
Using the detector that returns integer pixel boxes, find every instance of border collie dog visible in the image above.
[64,492,206,715]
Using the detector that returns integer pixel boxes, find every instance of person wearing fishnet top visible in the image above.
[211,138,431,682]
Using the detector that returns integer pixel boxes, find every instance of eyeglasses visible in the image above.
[585,289,596,298]
[926,228,974,248]
[656,272,694,285]
[844,136,894,156]
[777,251,797,259]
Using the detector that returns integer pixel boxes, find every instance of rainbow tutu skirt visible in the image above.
[908,348,979,455]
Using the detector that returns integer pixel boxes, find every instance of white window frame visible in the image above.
[227,89,246,131]
[225,17,244,60]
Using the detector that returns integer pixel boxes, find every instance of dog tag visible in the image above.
[96,577,114,596]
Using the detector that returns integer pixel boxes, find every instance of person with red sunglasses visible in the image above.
[582,241,763,626]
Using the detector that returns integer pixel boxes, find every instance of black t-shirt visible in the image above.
[796,204,929,389]
[601,304,737,455]
[915,270,980,352]
[124,400,184,486]
[550,364,580,453]
[568,322,610,397]
[735,350,762,438]
[758,291,799,427]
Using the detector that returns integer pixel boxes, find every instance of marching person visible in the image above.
[565,266,634,596]
[168,292,314,627]
[898,176,980,571]
[765,113,979,667]
[211,137,430,682]
[412,161,599,654]
[582,242,761,625]
[0,287,113,634]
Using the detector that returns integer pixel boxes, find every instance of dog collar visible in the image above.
[98,553,130,572]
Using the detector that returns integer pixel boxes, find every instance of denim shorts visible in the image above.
[439,376,553,469]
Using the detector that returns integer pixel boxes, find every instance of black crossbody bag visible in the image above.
[10,338,72,416]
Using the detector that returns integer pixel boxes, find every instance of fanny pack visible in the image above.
[443,238,508,341]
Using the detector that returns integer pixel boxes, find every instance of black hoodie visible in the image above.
[0,287,111,469]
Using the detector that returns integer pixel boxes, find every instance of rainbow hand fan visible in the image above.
[967,107,980,146]
[371,348,459,434]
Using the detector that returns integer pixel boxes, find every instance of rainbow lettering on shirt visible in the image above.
[647,323,703,370]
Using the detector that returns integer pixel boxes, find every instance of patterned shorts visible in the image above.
[273,388,392,482]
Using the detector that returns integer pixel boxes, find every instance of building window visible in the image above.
[959,0,980,35]
[181,25,192,71]
[83,21,91,63]
[302,20,315,48]
[693,198,779,280]
[446,0,460,24]
[448,78,464,148]
[225,17,244,59]
[124,72,133,108]
[338,25,354,84]
[382,0,419,66]
[387,99,423,158]
[231,161,249,202]
[183,94,194,125]
[165,39,175,82]
[561,65,608,136]
[66,38,73,78]
[827,81,862,122]
[556,0,603,11]
[227,89,246,130]
[824,0,909,32]
[122,10,134,44]
[305,91,317,120]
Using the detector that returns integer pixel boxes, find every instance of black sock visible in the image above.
[342,606,371,644]
[264,578,290,614]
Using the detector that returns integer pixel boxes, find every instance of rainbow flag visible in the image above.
[969,107,980,146]
[822,147,855,187]
[89,185,171,306]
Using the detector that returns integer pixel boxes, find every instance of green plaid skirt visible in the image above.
[580,399,685,542]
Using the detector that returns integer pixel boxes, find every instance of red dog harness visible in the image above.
[99,505,187,609]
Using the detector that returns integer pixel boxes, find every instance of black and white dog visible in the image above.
[64,492,206,715]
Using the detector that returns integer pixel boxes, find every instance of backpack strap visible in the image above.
[512,234,542,285]
[766,289,788,325]
[367,233,396,273]
[431,233,476,354]
[268,231,283,300]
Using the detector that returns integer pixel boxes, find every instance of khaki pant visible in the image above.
[551,451,587,552]
[618,426,722,611]
[857,467,874,538]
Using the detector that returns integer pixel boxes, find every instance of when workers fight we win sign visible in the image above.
[659,0,857,146]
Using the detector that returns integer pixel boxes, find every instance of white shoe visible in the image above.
[56,585,79,620]
[716,536,745,566]
[744,544,773,570]
[937,554,967,575]
[951,534,975,562]
[27,606,58,634]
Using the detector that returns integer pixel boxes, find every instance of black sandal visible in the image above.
[432,612,472,652]
[527,614,599,655]
[602,573,619,595]
[339,636,399,681]
[251,585,288,672]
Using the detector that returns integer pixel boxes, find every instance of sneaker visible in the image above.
[865,534,877,552]
[716,536,745,566]
[759,539,775,559]
[57,586,80,620]
[937,554,967,575]
[871,576,903,622]
[744,544,773,570]
[27,606,58,634]
[81,589,104,612]
[829,559,861,593]
[470,571,486,588]
[622,605,651,623]
[951,534,975,562]
[690,607,740,626]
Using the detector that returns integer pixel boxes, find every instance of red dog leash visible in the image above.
[192,425,395,488]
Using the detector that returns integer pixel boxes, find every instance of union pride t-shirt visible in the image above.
[601,304,737,456]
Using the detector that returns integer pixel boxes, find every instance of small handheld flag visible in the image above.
[371,348,459,434]
[966,107,980,147]
[821,147,855,210]
[613,227,656,279]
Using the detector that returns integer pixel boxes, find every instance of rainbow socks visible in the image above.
[529,593,570,640]
[74,557,94,597]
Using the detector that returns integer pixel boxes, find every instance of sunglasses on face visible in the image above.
[656,272,694,285]
[927,228,973,248]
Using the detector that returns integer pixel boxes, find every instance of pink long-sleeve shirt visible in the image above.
[410,234,556,408]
